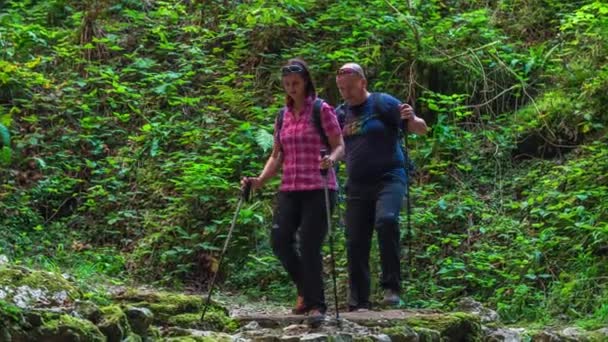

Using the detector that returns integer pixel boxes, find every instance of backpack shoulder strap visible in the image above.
[371,92,393,127]
[311,98,330,148]
[370,92,382,118]
[371,92,401,133]
[371,92,413,171]
[335,103,347,129]
[276,107,286,145]
[277,107,286,128]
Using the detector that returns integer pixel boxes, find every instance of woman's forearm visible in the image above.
[258,153,282,184]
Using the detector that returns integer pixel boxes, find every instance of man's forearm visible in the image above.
[408,116,428,135]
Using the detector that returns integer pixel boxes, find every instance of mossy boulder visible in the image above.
[403,312,481,342]
[521,327,605,342]
[339,310,480,341]
[0,265,79,308]
[413,327,441,342]
[114,289,203,316]
[146,325,162,340]
[164,327,233,341]
[168,310,238,332]
[36,313,105,342]
[123,332,144,342]
[163,337,230,342]
[113,288,235,331]
[125,306,154,335]
[0,300,23,323]
[0,300,29,342]
[98,304,131,342]
[381,324,418,342]
[73,300,103,323]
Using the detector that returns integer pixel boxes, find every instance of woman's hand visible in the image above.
[320,155,334,170]
[241,177,263,191]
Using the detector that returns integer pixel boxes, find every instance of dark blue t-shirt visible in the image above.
[342,93,406,185]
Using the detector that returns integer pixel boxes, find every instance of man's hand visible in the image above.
[400,103,415,121]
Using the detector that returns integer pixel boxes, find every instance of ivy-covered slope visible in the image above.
[1,0,607,326]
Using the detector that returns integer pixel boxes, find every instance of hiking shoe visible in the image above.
[348,303,372,312]
[382,289,401,306]
[292,295,307,315]
[306,309,325,328]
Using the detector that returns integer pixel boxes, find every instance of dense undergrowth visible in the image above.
[1,0,607,327]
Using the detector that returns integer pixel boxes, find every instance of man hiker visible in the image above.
[335,62,428,311]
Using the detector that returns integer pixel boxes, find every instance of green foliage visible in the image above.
[0,300,23,323]
[1,0,607,328]
[225,253,294,301]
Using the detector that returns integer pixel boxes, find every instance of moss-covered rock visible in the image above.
[123,332,144,342]
[522,327,603,342]
[168,313,202,328]
[331,333,357,342]
[413,327,441,342]
[116,289,206,312]
[125,306,154,335]
[381,324,418,342]
[589,329,608,342]
[403,312,481,342]
[36,313,105,342]
[163,337,228,342]
[0,265,79,308]
[25,310,44,328]
[0,300,29,342]
[300,333,329,341]
[73,300,103,324]
[114,289,222,316]
[168,309,238,332]
[0,300,23,323]
[113,288,234,331]
[146,325,162,341]
[352,337,375,342]
[164,327,233,341]
[98,304,131,342]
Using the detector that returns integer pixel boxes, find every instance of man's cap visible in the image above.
[337,63,366,79]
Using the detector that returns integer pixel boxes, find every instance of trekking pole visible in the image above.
[320,148,340,324]
[201,180,252,321]
[403,119,413,282]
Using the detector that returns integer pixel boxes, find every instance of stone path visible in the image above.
[234,309,442,328]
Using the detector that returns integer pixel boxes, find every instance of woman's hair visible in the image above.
[281,58,316,106]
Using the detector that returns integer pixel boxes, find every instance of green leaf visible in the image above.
[0,147,11,165]
[255,128,274,153]
[0,123,9,146]
[150,138,160,157]
[0,112,11,127]
[34,157,46,169]
[438,199,447,210]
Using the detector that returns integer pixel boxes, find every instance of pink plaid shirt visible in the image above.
[275,97,341,191]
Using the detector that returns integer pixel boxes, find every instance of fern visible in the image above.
[255,128,274,153]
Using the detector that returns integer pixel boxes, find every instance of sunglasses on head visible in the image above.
[337,67,364,77]
[281,64,305,76]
